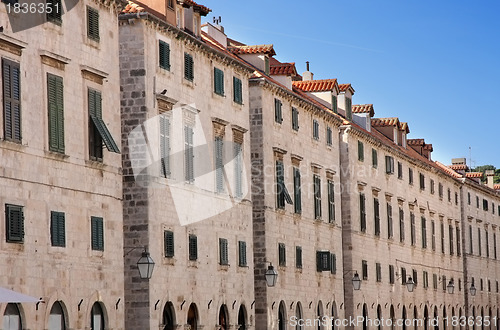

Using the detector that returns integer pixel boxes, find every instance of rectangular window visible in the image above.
[421,216,427,248]
[360,193,366,232]
[46,0,62,24]
[362,260,368,280]
[316,251,331,272]
[358,141,364,161]
[399,208,405,242]
[159,115,170,177]
[274,99,283,124]
[448,189,451,202]
[87,7,99,41]
[389,265,395,284]
[278,243,286,266]
[91,216,104,251]
[423,271,429,289]
[483,199,489,211]
[312,119,319,140]
[494,233,497,259]
[410,212,415,246]
[326,127,332,146]
[5,204,24,243]
[295,246,302,269]
[376,262,382,282]
[409,168,413,185]
[234,142,243,199]
[374,198,380,236]
[385,156,394,174]
[372,149,378,168]
[346,97,352,120]
[430,179,435,194]
[387,203,393,238]
[331,94,338,114]
[293,167,301,214]
[47,73,65,153]
[449,224,454,255]
[401,267,406,284]
[469,225,473,254]
[480,279,483,291]
[397,162,403,179]
[478,228,482,256]
[486,229,489,258]
[50,211,65,247]
[468,192,471,205]
[433,273,438,290]
[233,77,243,104]
[159,40,170,70]
[184,53,194,81]
[219,238,228,265]
[476,196,479,208]
[214,67,224,96]
[419,173,425,190]
[441,222,445,254]
[2,58,21,142]
[456,227,461,257]
[188,235,198,261]
[238,241,247,266]
[314,175,322,219]
[185,126,194,182]
[164,230,174,257]
[439,183,443,198]
[498,205,500,216]
[276,160,292,208]
[455,192,459,205]
[412,269,418,285]
[88,89,120,157]
[328,180,335,223]
[291,107,299,131]
[442,275,447,291]
[214,136,224,193]
[431,221,436,251]
[330,253,337,274]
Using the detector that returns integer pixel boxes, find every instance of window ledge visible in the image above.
[0,139,25,151]
[44,150,69,160]
[183,79,195,88]
[218,264,230,271]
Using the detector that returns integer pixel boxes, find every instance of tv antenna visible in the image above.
[213,16,222,25]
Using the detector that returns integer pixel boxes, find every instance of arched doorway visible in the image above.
[219,304,229,330]
[49,301,66,330]
[472,306,476,330]
[90,302,105,330]
[434,306,439,330]
[363,303,369,330]
[317,301,324,330]
[481,307,485,330]
[390,305,395,330]
[443,306,447,330]
[187,303,198,330]
[402,306,407,330]
[424,306,429,330]
[377,305,382,330]
[278,301,287,330]
[238,305,247,330]
[295,302,303,330]
[162,301,176,330]
[451,307,455,330]
[414,306,418,330]
[332,302,338,330]
[3,303,22,330]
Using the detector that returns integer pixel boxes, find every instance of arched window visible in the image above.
[187,303,198,330]
[3,303,22,330]
[90,302,105,330]
[402,306,407,330]
[278,301,286,330]
[49,301,66,330]
[162,302,176,330]
[238,305,247,330]
[434,306,439,330]
[295,302,303,330]
[219,305,229,330]
[414,306,418,330]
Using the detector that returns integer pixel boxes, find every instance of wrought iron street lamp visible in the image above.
[265,264,278,287]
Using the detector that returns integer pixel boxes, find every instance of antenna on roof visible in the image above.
[213,16,222,25]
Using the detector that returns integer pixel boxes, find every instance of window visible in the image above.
[188,235,197,260]
[442,275,447,291]
[430,179,435,194]
[2,58,21,142]
[159,40,171,70]
[214,68,224,96]
[483,199,489,211]
[421,216,426,249]
[233,77,243,104]
[219,238,228,265]
[457,227,461,256]
[91,216,104,251]
[372,149,378,168]
[455,192,458,205]
[423,271,429,289]
[88,89,120,159]
[278,243,286,266]
[374,198,380,236]
[399,208,404,242]
[494,233,497,259]
[360,193,366,232]
[274,99,283,124]
[408,168,413,185]
[312,119,319,140]
[449,225,454,255]
[412,269,418,285]
[397,162,403,179]
[264,56,270,75]
[328,180,335,223]
[433,273,438,290]
[238,241,247,266]
[431,221,436,251]
[330,253,337,274]
[87,7,99,41]
[326,127,332,146]
[439,183,443,198]
[387,203,393,238]
[5,204,24,243]
[447,188,451,202]
[410,212,415,246]
[214,136,224,193]
[493,203,495,214]
[401,267,406,284]
[469,225,473,254]
[389,265,395,284]
[480,278,483,291]
[358,141,364,161]
[478,228,482,256]
[385,156,394,174]
[376,263,382,282]
[468,192,471,205]
[3,303,22,330]
[46,0,62,24]
[50,211,65,247]
[184,53,194,81]
[331,94,338,113]
[160,115,170,177]
[47,74,65,153]
[185,126,194,182]
[498,205,500,216]
[234,142,243,199]
[362,260,368,280]
[276,160,292,209]
[316,251,331,272]
[295,246,302,269]
[476,196,480,208]
[419,173,425,190]
[313,175,322,219]
[293,167,301,214]
[441,222,445,254]
[291,107,299,130]
[48,301,66,329]
[345,97,352,120]
[164,230,174,257]
[485,229,489,258]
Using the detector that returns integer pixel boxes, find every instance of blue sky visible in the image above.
[202,0,500,169]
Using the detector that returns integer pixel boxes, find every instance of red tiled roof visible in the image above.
[339,83,355,94]
[371,117,400,127]
[494,184,500,190]
[292,79,338,93]
[228,44,276,56]
[407,139,424,146]
[423,144,433,151]
[450,164,467,170]
[352,104,374,117]
[466,172,483,179]
[399,122,410,133]
[435,161,463,179]
[178,0,211,15]
[122,1,146,13]
[201,31,254,71]
[270,62,298,76]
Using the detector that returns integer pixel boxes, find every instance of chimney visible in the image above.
[452,158,466,166]
[486,170,495,189]
[302,61,314,81]
[201,20,227,47]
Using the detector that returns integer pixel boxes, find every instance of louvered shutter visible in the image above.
[50,211,65,247]
[159,41,170,70]
[234,143,242,198]
[360,193,366,231]
[328,181,335,223]
[160,116,170,177]
[185,126,194,182]
[295,246,302,268]
[184,53,193,81]
[87,7,100,41]
[91,216,104,251]
[233,77,242,104]
[276,161,285,208]
[2,59,21,142]
[189,235,197,260]
[48,74,64,153]
[374,198,380,235]
[219,238,228,265]
[164,231,174,257]
[6,205,24,242]
[215,137,224,192]
[331,253,336,274]
[293,168,301,214]
[238,241,246,266]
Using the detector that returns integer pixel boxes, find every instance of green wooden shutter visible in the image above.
[6,204,24,243]
[374,198,380,235]
[360,193,366,232]
[91,216,104,251]
[164,231,174,257]
[233,77,242,104]
[293,168,301,214]
[189,235,197,260]
[47,0,62,23]
[296,246,302,269]
[184,53,194,81]
[274,99,282,123]
[331,253,336,274]
[276,161,285,209]
[314,175,321,219]
[214,68,224,95]
[331,95,338,114]
[316,251,321,272]
[372,149,378,167]
[2,59,21,142]
[346,97,352,120]
[48,74,64,153]
[160,115,170,177]
[50,211,66,247]
[278,243,286,266]
[215,137,224,192]
[387,203,393,238]
[234,142,243,198]
[238,241,247,266]
[328,180,335,223]
[219,238,228,265]
[159,41,170,70]
[185,126,194,182]
[87,7,100,41]
[358,141,364,161]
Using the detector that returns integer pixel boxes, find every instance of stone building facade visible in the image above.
[0,0,124,329]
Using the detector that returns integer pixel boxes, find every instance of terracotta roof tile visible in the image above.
[339,83,355,94]
[423,144,433,151]
[122,1,146,13]
[435,161,463,179]
[178,0,211,15]
[201,31,253,70]
[399,122,410,133]
[352,104,374,117]
[466,172,483,179]
[371,117,400,127]
[494,184,500,190]
[449,164,467,170]
[292,79,338,92]
[228,44,276,56]
[407,139,424,146]
[270,62,297,76]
